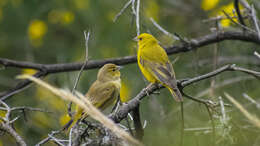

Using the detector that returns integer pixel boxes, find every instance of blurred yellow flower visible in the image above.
[212,3,243,27]
[145,0,159,21]
[48,10,74,25]
[73,0,89,10]
[28,20,47,40]
[120,80,131,103]
[28,19,47,47]
[21,68,37,75]
[201,0,219,11]
[61,11,74,25]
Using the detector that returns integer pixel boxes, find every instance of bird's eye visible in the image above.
[112,68,116,72]
[139,38,142,41]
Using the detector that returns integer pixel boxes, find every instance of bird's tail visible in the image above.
[63,107,84,132]
[167,86,183,102]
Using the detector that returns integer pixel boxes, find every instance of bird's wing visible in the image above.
[139,44,176,80]
[140,55,175,84]
[86,81,119,110]
[140,44,169,64]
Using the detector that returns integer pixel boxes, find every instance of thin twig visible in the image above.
[35,130,62,146]
[0,106,52,114]
[254,51,260,59]
[251,5,260,39]
[180,102,184,146]
[113,0,133,22]
[131,0,136,16]
[222,10,256,33]
[68,31,90,117]
[219,96,227,124]
[0,100,27,146]
[210,20,220,97]
[224,92,260,128]
[135,0,140,36]
[242,93,260,109]
[48,134,65,146]
[203,15,248,23]
[234,0,246,26]
[132,104,143,140]
[205,105,216,146]
[1,124,27,146]
[150,17,179,40]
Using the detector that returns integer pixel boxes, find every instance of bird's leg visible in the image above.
[153,83,160,94]
[111,96,121,113]
[144,83,154,96]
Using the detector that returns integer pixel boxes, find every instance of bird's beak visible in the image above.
[116,66,123,70]
[133,36,138,42]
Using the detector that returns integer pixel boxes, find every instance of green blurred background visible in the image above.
[0,0,259,145]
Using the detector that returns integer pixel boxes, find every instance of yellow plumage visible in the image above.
[66,63,122,130]
[137,33,183,102]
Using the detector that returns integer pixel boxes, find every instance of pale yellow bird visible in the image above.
[66,63,122,130]
[136,33,183,102]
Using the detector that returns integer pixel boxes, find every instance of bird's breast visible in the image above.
[111,79,121,89]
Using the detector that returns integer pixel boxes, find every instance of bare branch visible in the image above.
[254,51,260,59]
[224,93,260,128]
[110,64,260,123]
[132,104,143,140]
[0,31,260,73]
[0,100,27,146]
[219,96,227,124]
[1,124,27,146]
[18,75,143,146]
[113,0,133,22]
[222,10,255,33]
[135,0,140,36]
[1,31,260,100]
[234,0,246,26]
[35,130,62,146]
[251,5,260,39]
[150,17,179,40]
[242,93,260,108]
[68,30,90,117]
[0,71,47,101]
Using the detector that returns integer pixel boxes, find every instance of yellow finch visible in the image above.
[136,33,183,102]
[66,63,122,130]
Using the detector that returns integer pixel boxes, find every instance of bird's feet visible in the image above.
[144,83,154,96]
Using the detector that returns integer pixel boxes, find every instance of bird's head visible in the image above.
[136,33,158,48]
[97,63,122,82]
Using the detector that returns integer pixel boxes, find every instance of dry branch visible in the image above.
[17,75,142,146]
[1,31,260,100]
[109,64,260,123]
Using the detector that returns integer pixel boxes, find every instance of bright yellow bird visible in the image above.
[66,63,122,130]
[136,33,183,102]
